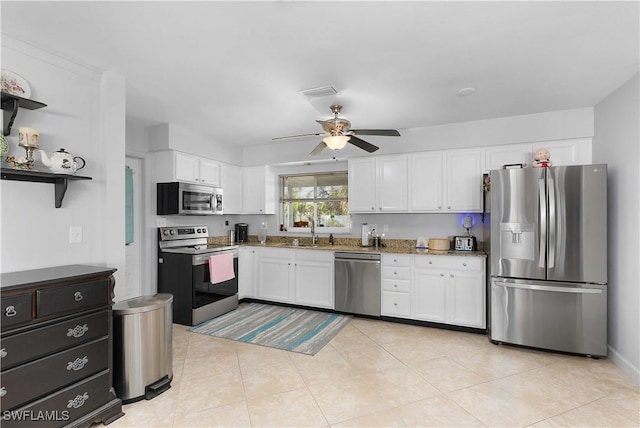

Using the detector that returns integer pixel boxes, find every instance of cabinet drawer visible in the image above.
[1,310,109,370]
[383,266,410,280]
[382,278,410,293]
[382,254,411,267]
[414,255,484,271]
[4,371,113,428]
[1,294,32,329]
[381,291,411,317]
[37,280,110,318]
[1,338,108,411]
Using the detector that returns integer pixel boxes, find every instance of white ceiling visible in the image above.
[2,1,638,151]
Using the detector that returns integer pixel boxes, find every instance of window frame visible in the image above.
[279,171,351,235]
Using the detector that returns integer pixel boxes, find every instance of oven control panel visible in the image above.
[159,226,209,241]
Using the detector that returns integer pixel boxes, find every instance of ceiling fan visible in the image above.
[272,105,401,156]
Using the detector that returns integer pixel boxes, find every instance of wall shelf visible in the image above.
[1,92,47,136]
[0,168,91,208]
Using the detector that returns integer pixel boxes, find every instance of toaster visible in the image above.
[454,235,477,251]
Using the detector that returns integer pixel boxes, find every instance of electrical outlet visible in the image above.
[69,226,83,243]
[156,218,167,227]
[369,224,377,234]
[383,224,389,233]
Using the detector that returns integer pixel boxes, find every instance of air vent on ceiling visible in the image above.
[298,85,339,99]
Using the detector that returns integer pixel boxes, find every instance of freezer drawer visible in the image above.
[490,278,607,356]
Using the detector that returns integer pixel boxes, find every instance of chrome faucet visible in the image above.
[310,220,317,245]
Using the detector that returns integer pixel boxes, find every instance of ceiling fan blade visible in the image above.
[348,136,379,153]
[351,129,401,137]
[272,132,325,141]
[310,142,327,156]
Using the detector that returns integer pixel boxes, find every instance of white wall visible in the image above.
[593,73,640,386]
[243,108,594,166]
[0,36,125,282]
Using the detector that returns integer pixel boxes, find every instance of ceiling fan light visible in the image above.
[323,135,350,150]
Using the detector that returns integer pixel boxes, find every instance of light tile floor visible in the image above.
[110,318,639,427]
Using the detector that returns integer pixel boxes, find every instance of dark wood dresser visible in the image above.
[0,265,124,427]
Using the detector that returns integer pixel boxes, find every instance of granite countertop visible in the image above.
[229,240,486,258]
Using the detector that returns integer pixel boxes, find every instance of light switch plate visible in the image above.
[69,226,83,243]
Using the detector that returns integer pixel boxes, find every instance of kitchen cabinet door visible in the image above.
[484,143,530,172]
[537,139,590,166]
[409,151,444,211]
[445,148,482,212]
[174,152,200,183]
[448,270,485,328]
[220,163,243,213]
[377,155,408,212]
[243,166,276,214]
[413,268,447,323]
[238,247,257,299]
[257,249,294,303]
[199,159,221,186]
[348,158,376,212]
[294,250,334,309]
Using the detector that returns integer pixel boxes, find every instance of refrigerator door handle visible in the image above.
[538,178,546,268]
[494,281,603,294]
[548,177,556,269]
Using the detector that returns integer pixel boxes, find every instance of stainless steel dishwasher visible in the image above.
[335,252,381,316]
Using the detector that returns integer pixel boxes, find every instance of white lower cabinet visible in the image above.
[412,255,486,328]
[238,246,258,299]
[381,254,412,317]
[256,248,334,309]
[294,250,334,309]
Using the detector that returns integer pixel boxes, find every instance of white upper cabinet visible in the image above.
[242,166,276,214]
[445,149,482,212]
[484,143,531,172]
[348,155,408,213]
[156,150,221,186]
[220,163,243,214]
[408,148,482,213]
[409,151,444,211]
[484,138,592,172]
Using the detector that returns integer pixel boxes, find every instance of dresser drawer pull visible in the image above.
[67,324,89,338]
[463,263,467,267]
[5,306,17,317]
[74,292,84,302]
[67,392,89,409]
[66,356,89,371]
[0,348,6,358]
[0,387,6,397]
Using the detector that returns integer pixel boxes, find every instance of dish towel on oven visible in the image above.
[209,253,235,284]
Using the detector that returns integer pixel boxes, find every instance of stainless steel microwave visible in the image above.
[157,182,223,215]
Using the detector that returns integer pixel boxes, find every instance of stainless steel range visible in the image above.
[158,225,238,326]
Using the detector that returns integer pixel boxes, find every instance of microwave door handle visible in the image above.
[538,178,546,269]
[547,177,556,269]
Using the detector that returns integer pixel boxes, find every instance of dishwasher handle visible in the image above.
[334,252,381,262]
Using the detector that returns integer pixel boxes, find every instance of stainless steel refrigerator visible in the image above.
[489,165,608,356]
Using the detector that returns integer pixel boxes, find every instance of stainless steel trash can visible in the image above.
[113,293,173,403]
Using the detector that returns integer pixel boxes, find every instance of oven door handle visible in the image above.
[193,250,239,265]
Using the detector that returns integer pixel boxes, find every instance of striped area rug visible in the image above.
[188,303,351,355]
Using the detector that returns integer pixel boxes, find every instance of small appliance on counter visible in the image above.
[235,223,248,242]
[454,215,478,251]
[428,238,450,251]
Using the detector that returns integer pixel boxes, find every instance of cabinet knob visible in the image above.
[394,271,397,275]
[447,206,451,209]
[394,259,397,262]
[394,284,398,288]
[5,306,17,317]
[440,273,444,277]
[451,274,454,278]
[371,207,375,211]
[428,261,433,265]
[394,303,398,306]
[0,348,6,358]
[438,206,442,209]
[74,292,83,302]
[463,263,467,267]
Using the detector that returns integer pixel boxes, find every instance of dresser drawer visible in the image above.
[1,310,109,370]
[382,278,410,293]
[1,338,109,411]
[382,254,412,268]
[383,266,410,280]
[1,294,32,329]
[414,255,484,271]
[381,291,411,317]
[37,280,110,318]
[3,371,113,428]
